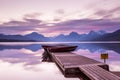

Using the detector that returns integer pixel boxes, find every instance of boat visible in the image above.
[42,44,77,52]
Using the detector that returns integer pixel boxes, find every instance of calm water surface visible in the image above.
[0,42,120,80]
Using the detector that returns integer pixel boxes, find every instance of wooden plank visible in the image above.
[112,72,120,77]
[51,52,77,56]
[51,52,105,67]
[80,66,102,80]
[82,66,109,79]
[79,65,120,80]
[91,66,119,79]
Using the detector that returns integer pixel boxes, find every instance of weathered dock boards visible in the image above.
[79,65,120,80]
[112,72,120,77]
[49,52,120,80]
[51,53,105,66]
[50,53,108,73]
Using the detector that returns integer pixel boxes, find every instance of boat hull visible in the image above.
[42,45,77,52]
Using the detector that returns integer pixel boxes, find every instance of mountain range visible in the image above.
[0,29,120,42]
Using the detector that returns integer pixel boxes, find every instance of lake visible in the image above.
[0,42,120,80]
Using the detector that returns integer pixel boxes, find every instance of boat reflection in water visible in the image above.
[0,43,79,80]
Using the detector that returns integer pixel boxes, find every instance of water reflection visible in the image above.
[0,42,120,80]
[0,48,43,66]
[42,51,53,62]
[74,43,120,71]
[74,43,120,54]
[0,44,42,51]
[0,44,80,80]
[1,43,120,54]
[0,43,80,80]
[0,61,79,80]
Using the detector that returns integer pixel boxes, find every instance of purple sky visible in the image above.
[0,0,120,37]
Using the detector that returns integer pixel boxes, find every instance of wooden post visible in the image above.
[104,59,106,63]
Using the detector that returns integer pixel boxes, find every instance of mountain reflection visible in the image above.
[0,44,42,51]
[0,43,120,54]
[0,48,43,66]
[73,43,120,54]
[0,43,120,66]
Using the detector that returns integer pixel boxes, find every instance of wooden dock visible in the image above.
[79,65,120,80]
[43,49,120,80]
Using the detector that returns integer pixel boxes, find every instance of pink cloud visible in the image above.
[0,17,120,36]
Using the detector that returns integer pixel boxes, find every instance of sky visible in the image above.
[0,0,120,37]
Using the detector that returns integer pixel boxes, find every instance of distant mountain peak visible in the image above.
[113,29,120,34]
[88,30,106,35]
[30,32,39,35]
[69,32,79,36]
[26,32,43,37]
